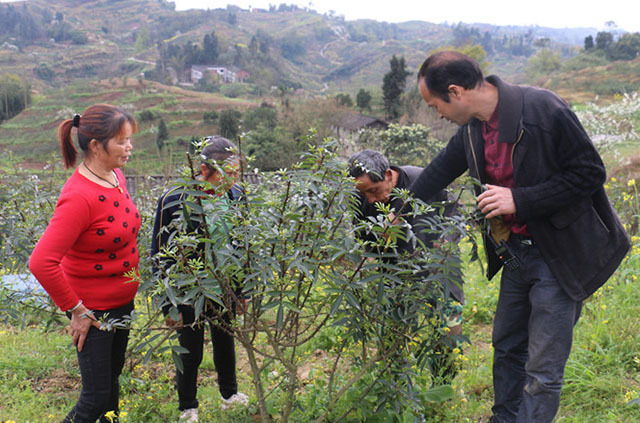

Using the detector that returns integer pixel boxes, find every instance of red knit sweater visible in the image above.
[29,168,140,311]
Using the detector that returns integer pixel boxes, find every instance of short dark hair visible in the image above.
[348,150,389,183]
[200,135,237,173]
[417,51,484,102]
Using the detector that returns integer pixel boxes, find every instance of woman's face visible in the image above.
[99,122,133,169]
[203,156,240,192]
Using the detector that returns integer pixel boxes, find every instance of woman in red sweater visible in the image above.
[29,104,139,423]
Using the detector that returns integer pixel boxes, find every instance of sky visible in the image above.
[172,0,640,33]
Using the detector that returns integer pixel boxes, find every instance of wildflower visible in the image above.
[628,179,636,187]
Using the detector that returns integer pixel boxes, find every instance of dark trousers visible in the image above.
[176,304,238,411]
[491,239,582,423]
[63,302,133,423]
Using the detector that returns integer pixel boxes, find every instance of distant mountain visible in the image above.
[0,0,597,94]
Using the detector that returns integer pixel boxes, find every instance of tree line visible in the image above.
[0,3,87,47]
[584,31,640,61]
[0,74,30,123]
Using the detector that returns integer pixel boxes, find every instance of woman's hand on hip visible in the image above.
[69,306,101,352]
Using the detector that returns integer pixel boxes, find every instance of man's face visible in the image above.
[419,78,470,126]
[355,170,394,204]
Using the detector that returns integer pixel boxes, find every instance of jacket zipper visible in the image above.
[510,128,525,166]
[467,125,481,180]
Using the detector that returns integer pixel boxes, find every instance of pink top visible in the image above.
[29,168,140,311]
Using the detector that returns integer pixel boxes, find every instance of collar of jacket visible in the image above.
[469,75,524,144]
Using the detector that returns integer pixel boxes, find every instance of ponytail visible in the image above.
[58,118,78,169]
[56,104,138,169]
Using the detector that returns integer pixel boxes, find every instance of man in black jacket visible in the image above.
[411,51,629,422]
[348,149,464,382]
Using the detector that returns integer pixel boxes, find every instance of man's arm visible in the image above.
[409,129,469,202]
[512,106,606,222]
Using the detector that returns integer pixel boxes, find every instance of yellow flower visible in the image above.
[628,179,636,187]
[612,177,617,182]
[104,411,117,422]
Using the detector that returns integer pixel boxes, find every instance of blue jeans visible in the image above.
[63,302,133,423]
[491,238,581,423]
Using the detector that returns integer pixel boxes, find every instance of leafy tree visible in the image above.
[34,63,54,82]
[335,93,353,107]
[138,110,156,122]
[359,123,445,167]
[608,32,640,61]
[218,109,242,139]
[382,55,411,120]
[134,26,151,52]
[227,11,237,25]
[280,34,306,61]
[243,106,277,131]
[0,4,43,44]
[0,74,30,122]
[526,48,562,80]
[156,118,168,152]
[202,110,219,124]
[243,126,299,170]
[356,88,372,111]
[584,35,594,50]
[249,35,259,56]
[201,32,219,64]
[145,140,463,422]
[596,31,614,51]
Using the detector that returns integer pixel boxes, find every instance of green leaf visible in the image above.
[172,349,184,373]
[330,294,343,316]
[423,385,454,403]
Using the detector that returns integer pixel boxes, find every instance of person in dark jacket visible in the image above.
[150,136,247,422]
[411,51,629,423]
[348,149,464,383]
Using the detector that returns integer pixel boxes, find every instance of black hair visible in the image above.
[417,51,484,102]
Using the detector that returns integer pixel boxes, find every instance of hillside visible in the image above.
[0,0,597,92]
[1,78,256,173]
[4,0,633,169]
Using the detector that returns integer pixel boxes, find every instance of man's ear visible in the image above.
[384,168,393,181]
[448,84,463,99]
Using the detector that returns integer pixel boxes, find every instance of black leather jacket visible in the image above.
[411,75,629,301]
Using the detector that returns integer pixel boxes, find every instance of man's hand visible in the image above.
[477,184,516,219]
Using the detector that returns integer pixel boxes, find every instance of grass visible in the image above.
[2,239,640,422]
